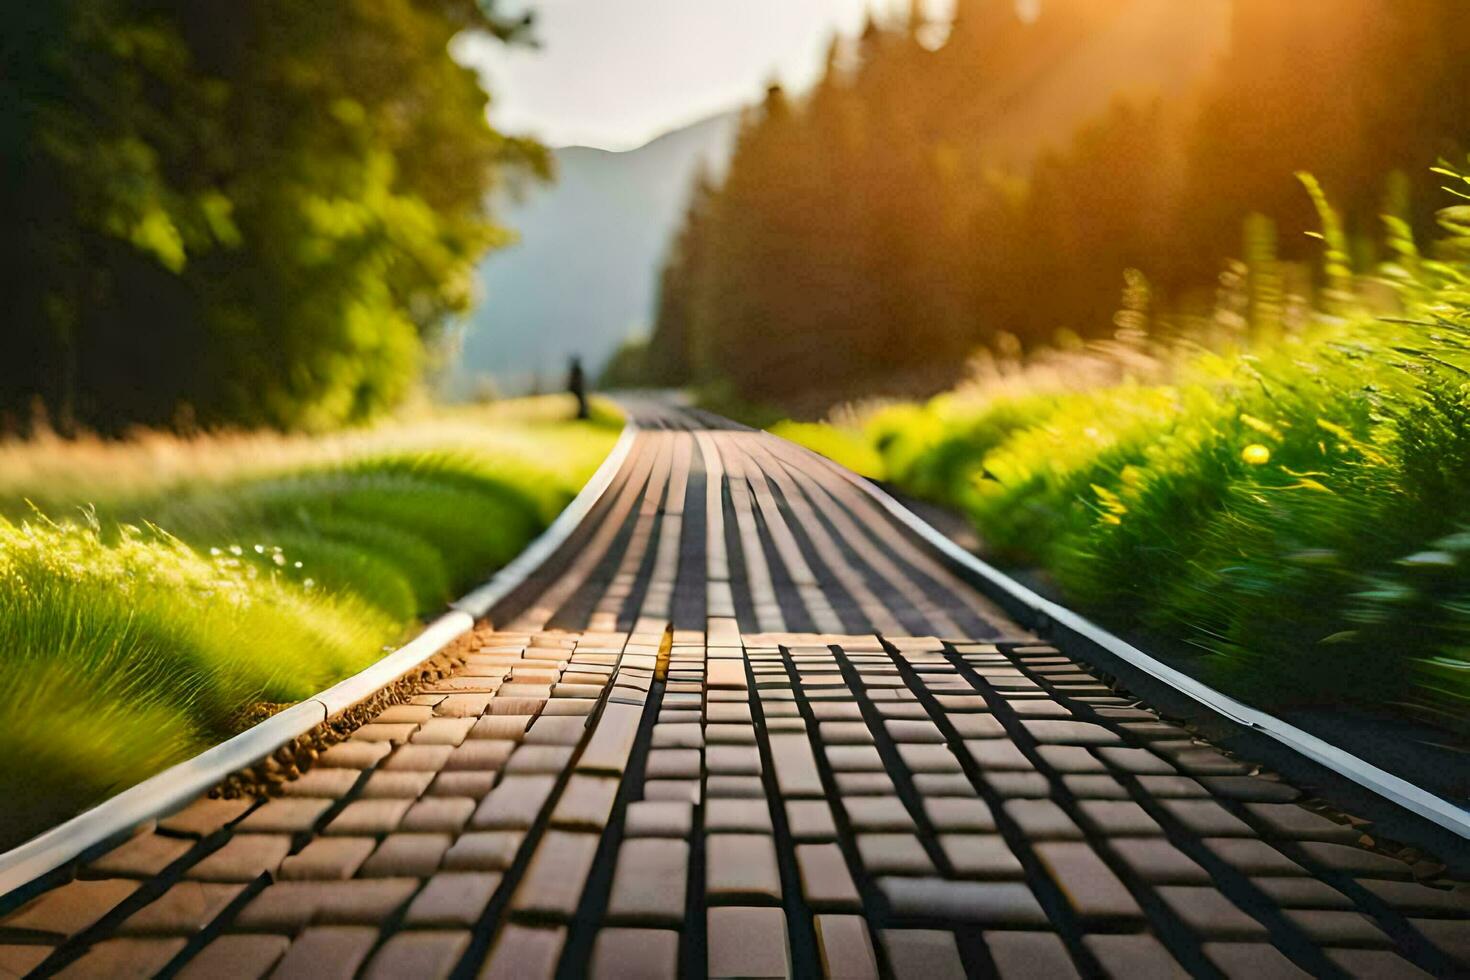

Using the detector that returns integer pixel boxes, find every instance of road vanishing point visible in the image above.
[2,402,1467,978]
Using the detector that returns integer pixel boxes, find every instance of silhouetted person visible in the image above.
[568,356,589,420]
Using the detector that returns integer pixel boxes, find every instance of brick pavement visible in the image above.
[2,415,1466,978]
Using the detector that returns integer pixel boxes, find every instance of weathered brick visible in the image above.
[269,925,377,980]
[881,929,966,980]
[1033,842,1142,921]
[1156,887,1269,939]
[814,915,879,979]
[878,878,1047,925]
[277,838,376,881]
[1083,935,1189,978]
[441,831,524,872]
[175,934,288,979]
[410,718,477,746]
[607,839,690,924]
[480,924,565,980]
[358,770,434,799]
[361,929,469,980]
[402,873,501,928]
[512,831,600,919]
[186,835,292,883]
[52,937,186,977]
[280,768,362,799]
[400,797,476,834]
[237,799,332,835]
[795,843,860,910]
[89,833,194,879]
[589,928,679,980]
[358,834,451,878]
[985,932,1080,979]
[707,908,788,979]
[157,798,256,837]
[232,879,417,932]
[940,835,1023,879]
[323,800,411,836]
[625,800,693,838]
[471,774,557,830]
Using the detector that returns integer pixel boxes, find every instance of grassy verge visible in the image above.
[0,395,620,846]
[778,180,1470,736]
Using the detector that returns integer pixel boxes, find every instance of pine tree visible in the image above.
[643,166,716,385]
[656,0,1470,409]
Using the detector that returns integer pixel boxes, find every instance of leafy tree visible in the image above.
[637,0,1470,411]
[0,0,546,432]
[1011,98,1174,339]
[642,166,716,386]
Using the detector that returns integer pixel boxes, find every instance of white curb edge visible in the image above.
[788,439,1470,842]
[0,419,639,899]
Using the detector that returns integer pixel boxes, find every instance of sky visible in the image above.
[456,0,927,151]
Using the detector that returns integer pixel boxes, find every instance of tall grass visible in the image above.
[782,173,1470,733]
[0,395,619,845]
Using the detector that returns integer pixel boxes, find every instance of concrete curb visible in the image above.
[0,419,638,899]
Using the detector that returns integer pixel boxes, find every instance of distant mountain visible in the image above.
[444,0,1230,397]
[444,110,740,397]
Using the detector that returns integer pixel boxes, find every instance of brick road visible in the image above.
[2,409,1467,977]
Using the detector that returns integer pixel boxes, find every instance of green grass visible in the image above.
[0,395,619,845]
[779,174,1470,735]
[768,420,885,480]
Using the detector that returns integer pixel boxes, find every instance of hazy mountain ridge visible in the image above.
[447,110,740,396]
[449,0,1230,395]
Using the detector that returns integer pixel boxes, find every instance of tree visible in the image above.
[642,166,717,386]
[1175,0,1470,288]
[653,0,1470,411]
[1011,98,1174,340]
[0,0,546,432]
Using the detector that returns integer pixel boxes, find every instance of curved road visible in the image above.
[2,404,1467,978]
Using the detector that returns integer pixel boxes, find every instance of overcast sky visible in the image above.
[456,0,934,151]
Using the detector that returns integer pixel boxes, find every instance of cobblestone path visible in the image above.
[2,410,1467,978]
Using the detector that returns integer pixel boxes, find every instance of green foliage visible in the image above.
[0,516,395,843]
[0,0,547,433]
[639,167,717,387]
[1178,0,1470,289]
[768,421,885,480]
[633,0,1469,409]
[0,404,616,845]
[142,451,552,619]
[600,337,656,390]
[781,176,1470,731]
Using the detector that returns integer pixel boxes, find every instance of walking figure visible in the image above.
[568,355,589,420]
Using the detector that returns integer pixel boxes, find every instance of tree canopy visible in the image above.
[626,0,1470,407]
[1,0,547,432]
